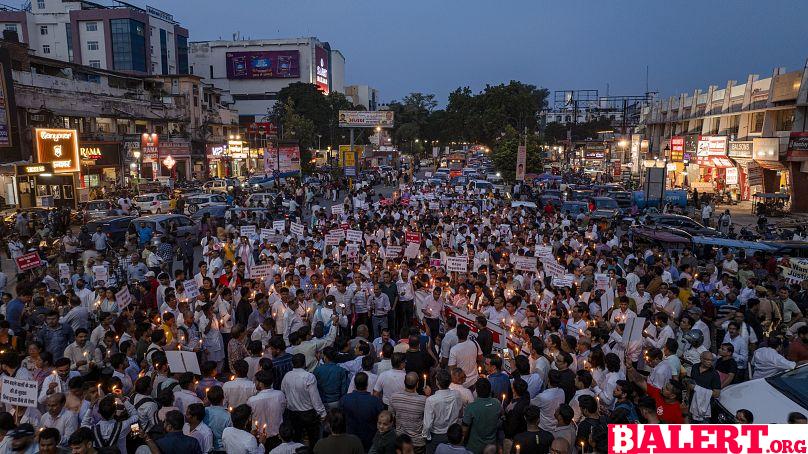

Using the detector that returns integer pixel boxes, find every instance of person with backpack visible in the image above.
[80,393,148,454]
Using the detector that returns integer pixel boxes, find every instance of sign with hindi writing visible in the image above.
[183,279,200,299]
[595,273,610,291]
[542,258,566,278]
[0,377,38,407]
[290,222,305,237]
[331,204,344,215]
[240,225,256,237]
[345,229,363,243]
[405,231,422,245]
[404,243,420,258]
[93,265,108,287]
[429,201,440,210]
[551,274,575,288]
[513,256,537,272]
[166,350,201,375]
[385,246,402,259]
[260,228,273,241]
[250,264,274,279]
[267,234,284,245]
[535,245,553,259]
[273,220,286,233]
[115,286,132,311]
[15,252,40,272]
[325,231,343,246]
[430,258,442,268]
[445,256,468,273]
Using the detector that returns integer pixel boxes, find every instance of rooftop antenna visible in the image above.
[645,65,649,95]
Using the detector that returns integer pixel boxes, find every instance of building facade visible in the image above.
[189,37,346,123]
[640,62,808,211]
[0,0,188,75]
[345,84,379,111]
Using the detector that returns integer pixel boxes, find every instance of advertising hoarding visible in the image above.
[787,132,808,161]
[728,141,753,158]
[697,135,727,157]
[141,133,159,162]
[314,45,329,94]
[35,128,80,173]
[670,136,684,162]
[0,62,11,147]
[338,111,395,128]
[262,145,301,174]
[515,145,526,181]
[225,51,301,80]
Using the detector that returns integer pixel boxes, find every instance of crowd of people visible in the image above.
[0,168,805,454]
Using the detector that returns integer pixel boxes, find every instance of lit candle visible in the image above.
[501,393,506,401]
[516,445,521,454]
[230,375,236,381]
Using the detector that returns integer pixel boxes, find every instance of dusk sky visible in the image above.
[147,0,807,105]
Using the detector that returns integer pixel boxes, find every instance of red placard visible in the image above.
[405,231,422,245]
[16,252,41,271]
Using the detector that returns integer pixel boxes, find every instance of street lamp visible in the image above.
[132,150,141,181]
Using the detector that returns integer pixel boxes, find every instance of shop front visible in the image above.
[692,135,731,193]
[728,141,753,201]
[667,137,686,188]
[787,132,808,212]
[753,137,788,194]
[79,141,122,190]
[206,144,228,178]
[227,139,247,177]
[30,128,81,208]
[140,133,159,180]
[158,140,192,181]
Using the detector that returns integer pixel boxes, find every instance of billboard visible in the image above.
[697,135,727,157]
[338,111,395,128]
[314,46,329,94]
[141,133,159,162]
[339,145,364,168]
[225,51,301,80]
[35,128,80,173]
[787,132,808,161]
[515,145,526,181]
[670,136,684,162]
[263,146,301,174]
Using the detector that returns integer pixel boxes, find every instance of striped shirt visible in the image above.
[388,391,427,447]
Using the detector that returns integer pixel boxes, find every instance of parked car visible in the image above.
[86,215,136,248]
[128,214,199,241]
[717,364,808,423]
[78,200,120,223]
[561,201,589,216]
[133,193,170,214]
[590,197,621,219]
[184,194,228,214]
[645,213,722,237]
[608,191,634,211]
[190,204,229,223]
[2,207,57,227]
[203,178,240,193]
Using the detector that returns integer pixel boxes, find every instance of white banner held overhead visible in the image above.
[331,205,344,215]
[551,274,575,288]
[260,228,273,241]
[385,246,402,259]
[595,273,610,291]
[93,265,108,286]
[240,225,256,238]
[542,259,566,278]
[250,264,273,279]
[166,350,201,375]
[0,377,38,407]
[445,256,468,273]
[290,222,305,237]
[325,231,343,246]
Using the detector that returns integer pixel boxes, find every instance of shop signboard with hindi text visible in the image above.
[338,111,395,128]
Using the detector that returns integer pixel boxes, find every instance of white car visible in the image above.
[184,194,228,214]
[133,193,171,214]
[716,364,808,423]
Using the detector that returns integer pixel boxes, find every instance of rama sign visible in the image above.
[35,128,79,173]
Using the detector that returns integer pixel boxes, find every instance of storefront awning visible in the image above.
[756,160,787,171]
[696,156,734,168]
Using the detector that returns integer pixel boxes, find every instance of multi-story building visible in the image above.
[0,37,236,207]
[189,37,346,124]
[640,63,808,211]
[345,85,379,111]
[0,0,188,75]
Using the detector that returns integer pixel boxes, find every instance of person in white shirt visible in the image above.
[221,404,267,454]
[173,373,203,414]
[268,422,304,454]
[373,352,407,406]
[531,369,566,432]
[280,353,326,444]
[223,361,257,409]
[722,321,749,372]
[447,324,482,388]
[751,337,796,379]
[247,370,287,439]
[422,369,462,452]
[39,393,78,444]
[183,403,214,454]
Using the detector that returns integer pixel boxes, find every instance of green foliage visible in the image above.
[491,125,544,183]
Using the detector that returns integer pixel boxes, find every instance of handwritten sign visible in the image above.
[290,222,305,237]
[346,229,363,243]
[15,252,40,272]
[273,220,286,233]
[542,259,566,278]
[385,246,402,259]
[595,273,610,291]
[240,225,256,238]
[325,231,343,246]
[535,245,553,259]
[513,256,537,272]
[115,286,132,311]
[445,256,468,273]
[260,228,273,241]
[183,279,200,299]
[331,205,344,215]
[250,264,273,279]
[551,274,575,288]
[0,377,38,407]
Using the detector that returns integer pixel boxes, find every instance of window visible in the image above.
[4,24,16,32]
[88,60,100,68]
[85,22,97,32]
[87,41,99,50]
[40,25,48,35]
[37,0,45,9]
[775,109,795,132]
[110,18,146,72]
[42,45,50,54]
[209,65,213,79]
[751,111,765,133]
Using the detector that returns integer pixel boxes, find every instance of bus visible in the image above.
[440,153,466,178]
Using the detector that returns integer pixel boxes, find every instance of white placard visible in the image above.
[385,246,402,259]
[499,224,511,237]
[539,289,555,310]
[404,243,420,259]
[325,231,343,246]
[183,279,200,299]
[58,263,70,281]
[445,256,469,273]
[115,286,132,311]
[273,220,286,233]
[551,274,575,288]
[429,201,440,210]
[331,205,344,215]
[347,243,359,261]
[595,274,610,291]
[424,172,432,178]
[240,225,256,238]
[346,229,363,243]
[260,228,273,241]
[290,222,305,237]
[542,259,566,278]
[166,350,201,375]
[623,316,647,361]
[513,256,537,272]
[250,264,274,279]
[0,377,38,407]
[535,245,553,259]
[93,265,108,286]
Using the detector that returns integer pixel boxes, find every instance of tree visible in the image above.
[275,98,318,173]
[490,125,544,183]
